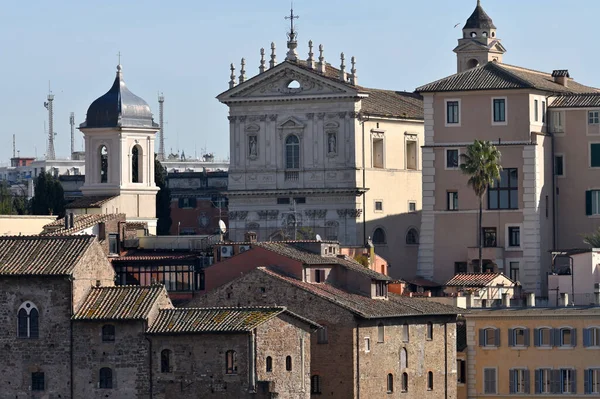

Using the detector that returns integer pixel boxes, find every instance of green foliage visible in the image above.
[353,254,370,268]
[297,226,316,240]
[460,140,502,270]
[31,173,65,217]
[0,181,13,215]
[583,228,600,248]
[155,156,172,235]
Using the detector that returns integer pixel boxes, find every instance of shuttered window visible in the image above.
[479,328,500,347]
[508,328,530,347]
[534,328,553,347]
[585,369,600,394]
[535,369,552,394]
[509,369,530,394]
[584,327,600,347]
[484,368,497,394]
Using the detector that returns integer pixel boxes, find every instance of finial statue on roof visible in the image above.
[259,48,266,73]
[270,42,277,68]
[317,44,326,73]
[284,5,299,62]
[229,63,237,89]
[239,58,247,84]
[339,52,347,81]
[350,56,357,86]
[307,40,315,69]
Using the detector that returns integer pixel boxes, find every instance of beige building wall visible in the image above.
[0,215,57,236]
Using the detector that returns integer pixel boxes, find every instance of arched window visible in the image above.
[99,145,108,183]
[482,31,488,37]
[226,350,237,374]
[17,302,39,339]
[402,323,409,342]
[387,373,394,393]
[285,135,300,169]
[287,80,301,89]
[325,221,339,241]
[131,144,143,183]
[400,347,407,369]
[470,31,477,38]
[378,322,385,343]
[102,324,115,342]
[427,371,434,390]
[467,59,479,69]
[286,355,292,371]
[426,322,434,340]
[406,228,419,245]
[372,228,386,245]
[311,375,321,394]
[161,349,172,373]
[99,367,113,389]
[402,372,408,392]
[266,356,273,372]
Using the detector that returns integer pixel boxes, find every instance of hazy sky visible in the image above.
[0,0,596,163]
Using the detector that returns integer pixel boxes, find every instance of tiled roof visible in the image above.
[42,213,125,236]
[258,267,459,319]
[549,93,600,108]
[333,255,392,281]
[73,285,168,320]
[111,251,202,263]
[125,222,148,230]
[466,305,600,318]
[360,89,424,120]
[445,273,507,287]
[147,307,285,334]
[0,235,95,275]
[416,62,599,94]
[66,195,117,209]
[404,277,443,288]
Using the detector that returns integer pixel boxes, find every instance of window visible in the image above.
[535,328,552,347]
[542,101,546,123]
[553,111,564,132]
[265,356,273,372]
[311,375,321,394]
[405,228,418,245]
[536,368,552,394]
[510,369,529,394]
[375,201,383,211]
[493,98,506,123]
[285,135,300,169]
[364,337,370,353]
[102,325,115,342]
[559,328,575,347]
[373,137,384,168]
[455,262,468,274]
[560,368,575,394]
[447,191,458,211]
[161,349,172,373]
[373,228,386,245]
[406,140,417,170]
[99,367,113,389]
[509,262,520,282]
[402,323,409,342]
[590,111,600,125]
[446,101,460,124]
[446,149,459,169]
[115,263,201,292]
[17,302,39,339]
[400,348,407,369]
[317,325,328,344]
[482,227,497,247]
[408,202,416,212]
[586,369,600,394]
[31,372,44,391]
[587,190,600,216]
[488,168,518,209]
[378,323,385,343]
[178,197,197,208]
[131,145,142,183]
[555,155,564,176]
[277,197,290,205]
[99,145,108,183]
[401,372,408,392]
[484,368,497,394]
[226,350,238,374]
[508,227,520,247]
[427,371,434,390]
[387,373,394,393]
[375,281,387,297]
[584,327,600,347]
[534,99,539,122]
[480,328,499,347]
[457,360,466,384]
[426,322,433,340]
[286,356,292,371]
[509,328,529,347]
[108,234,118,255]
[293,197,306,204]
[592,144,600,168]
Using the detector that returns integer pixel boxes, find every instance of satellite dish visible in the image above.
[219,220,227,234]
[315,234,322,242]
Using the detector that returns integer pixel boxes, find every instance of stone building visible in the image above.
[193,264,460,398]
[219,13,424,279]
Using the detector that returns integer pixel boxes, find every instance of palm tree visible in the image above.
[460,140,502,272]
[583,228,600,248]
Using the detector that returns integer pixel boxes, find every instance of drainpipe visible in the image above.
[547,94,557,251]
[249,330,256,392]
[356,322,361,399]
[360,114,369,246]
[69,276,74,399]
[145,332,153,398]
[444,322,448,399]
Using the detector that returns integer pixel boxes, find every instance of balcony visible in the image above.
[467,246,504,263]
[284,171,299,181]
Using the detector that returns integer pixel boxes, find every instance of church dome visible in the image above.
[82,65,157,129]
[464,0,496,30]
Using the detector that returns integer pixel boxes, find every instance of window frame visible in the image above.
[426,322,434,340]
[427,371,434,391]
[482,227,497,248]
[160,349,172,373]
[510,368,529,394]
[266,356,273,372]
[483,367,497,394]
[447,191,458,211]
[405,228,419,246]
[590,143,600,168]
[408,201,417,212]
[402,323,409,343]
[311,375,322,394]
[377,322,385,343]
[481,327,500,348]
[317,325,328,344]
[17,301,39,339]
[226,350,238,374]
[542,101,546,123]
[590,110,600,125]
[491,97,508,125]
[560,368,575,394]
[99,367,113,389]
[387,373,394,393]
[588,189,600,216]
[534,99,539,122]
[488,168,519,210]
[31,371,45,391]
[285,355,292,371]
[457,359,466,384]
[535,327,553,348]
[374,200,384,213]
[505,224,522,250]
[101,324,115,343]
[558,327,576,347]
[555,153,565,178]
[552,110,564,133]
[364,337,370,353]
[401,372,408,392]
[284,134,300,170]
[584,327,600,348]
[444,148,460,170]
[587,368,600,394]
[509,327,529,347]
[445,99,461,126]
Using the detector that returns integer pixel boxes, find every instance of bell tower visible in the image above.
[454,0,506,73]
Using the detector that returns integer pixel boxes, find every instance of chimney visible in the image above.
[502,293,510,308]
[69,213,74,229]
[594,283,600,306]
[244,231,257,243]
[552,70,569,87]
[526,292,536,307]
[559,292,569,307]
[465,292,473,309]
[64,215,69,229]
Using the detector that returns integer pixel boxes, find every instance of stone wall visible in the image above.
[72,239,116,313]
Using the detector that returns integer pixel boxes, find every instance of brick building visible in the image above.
[193,264,460,398]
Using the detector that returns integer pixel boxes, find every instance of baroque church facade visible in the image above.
[219,22,424,276]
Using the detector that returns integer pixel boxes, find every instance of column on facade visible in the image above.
[521,144,542,295]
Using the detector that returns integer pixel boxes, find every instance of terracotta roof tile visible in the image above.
[0,235,95,275]
[360,89,424,120]
[42,213,125,236]
[445,272,506,287]
[111,251,203,263]
[66,195,117,209]
[73,285,168,320]
[549,93,600,108]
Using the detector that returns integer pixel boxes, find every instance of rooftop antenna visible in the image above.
[12,134,15,158]
[158,93,165,161]
[44,82,55,160]
[69,112,75,157]
[285,3,299,61]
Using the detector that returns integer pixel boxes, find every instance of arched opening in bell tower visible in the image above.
[467,59,480,70]
[99,145,108,183]
[132,144,143,183]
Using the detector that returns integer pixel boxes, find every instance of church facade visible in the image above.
[218,25,424,277]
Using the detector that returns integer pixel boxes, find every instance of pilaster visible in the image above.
[521,144,542,295]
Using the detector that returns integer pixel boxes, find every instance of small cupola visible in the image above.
[552,69,570,87]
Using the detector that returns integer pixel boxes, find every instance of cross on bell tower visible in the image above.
[285,5,299,62]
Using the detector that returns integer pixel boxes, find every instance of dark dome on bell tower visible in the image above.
[464,0,496,30]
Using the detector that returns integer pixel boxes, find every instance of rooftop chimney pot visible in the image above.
[552,69,570,87]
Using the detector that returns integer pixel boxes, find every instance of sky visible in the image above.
[0,0,597,164]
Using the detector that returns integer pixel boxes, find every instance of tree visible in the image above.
[583,228,600,248]
[155,156,172,235]
[0,181,13,214]
[460,140,502,272]
[31,172,65,217]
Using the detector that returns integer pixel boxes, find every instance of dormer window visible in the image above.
[312,269,326,283]
[375,281,387,297]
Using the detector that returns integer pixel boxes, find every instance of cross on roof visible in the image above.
[117,51,121,65]
[285,6,299,41]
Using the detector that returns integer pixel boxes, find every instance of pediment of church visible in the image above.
[454,39,506,54]
[277,116,305,130]
[218,62,358,103]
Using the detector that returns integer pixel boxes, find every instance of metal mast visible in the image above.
[12,134,15,158]
[69,112,75,157]
[44,88,55,160]
[158,93,165,161]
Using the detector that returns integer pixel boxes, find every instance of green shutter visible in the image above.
[587,191,593,216]
[592,144,600,167]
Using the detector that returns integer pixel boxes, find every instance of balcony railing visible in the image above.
[284,171,299,181]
